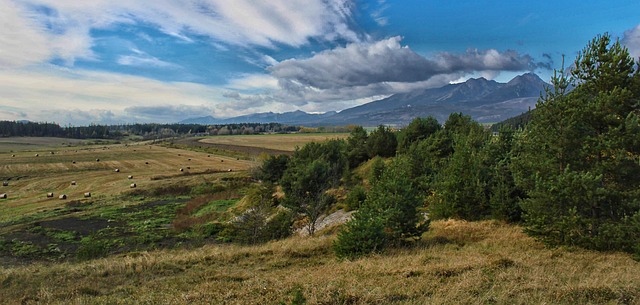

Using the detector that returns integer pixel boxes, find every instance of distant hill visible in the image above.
[180,73,550,126]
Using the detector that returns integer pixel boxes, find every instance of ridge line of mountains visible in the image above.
[180,72,549,126]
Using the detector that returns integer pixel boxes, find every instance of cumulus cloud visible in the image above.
[622,24,640,60]
[269,36,548,91]
[2,0,359,68]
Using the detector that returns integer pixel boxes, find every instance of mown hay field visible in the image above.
[0,140,252,225]
[198,133,349,152]
[1,220,639,304]
[0,137,91,153]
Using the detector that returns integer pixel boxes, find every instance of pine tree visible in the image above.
[334,157,428,259]
[427,114,492,220]
[514,34,640,252]
[367,125,397,158]
[346,126,369,168]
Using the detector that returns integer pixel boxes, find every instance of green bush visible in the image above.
[344,185,366,211]
[77,238,110,260]
[264,209,294,241]
[334,157,427,259]
[197,222,226,237]
[334,210,386,260]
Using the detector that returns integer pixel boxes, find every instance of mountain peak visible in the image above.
[507,72,544,86]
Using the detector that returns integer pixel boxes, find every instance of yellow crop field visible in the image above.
[0,142,253,224]
[197,133,349,152]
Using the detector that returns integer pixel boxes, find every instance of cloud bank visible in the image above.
[270,37,547,90]
[0,67,232,124]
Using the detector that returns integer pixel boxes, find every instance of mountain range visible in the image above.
[180,73,549,126]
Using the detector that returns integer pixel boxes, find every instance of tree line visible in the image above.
[242,34,639,259]
[0,121,300,139]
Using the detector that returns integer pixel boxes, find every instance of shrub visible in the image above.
[77,238,110,260]
[334,208,387,260]
[344,185,366,211]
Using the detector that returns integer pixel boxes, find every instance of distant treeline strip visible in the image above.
[0,121,300,139]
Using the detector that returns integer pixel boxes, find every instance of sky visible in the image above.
[1,0,639,125]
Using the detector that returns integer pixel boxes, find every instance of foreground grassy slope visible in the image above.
[1,220,638,304]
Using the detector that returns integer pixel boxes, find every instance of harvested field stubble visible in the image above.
[0,144,252,223]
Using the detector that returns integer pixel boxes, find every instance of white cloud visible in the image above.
[0,66,238,124]
[117,52,179,68]
[0,0,52,68]
[220,37,551,113]
[622,24,640,60]
[370,0,389,26]
[2,0,360,68]
[269,37,545,91]
[226,74,279,91]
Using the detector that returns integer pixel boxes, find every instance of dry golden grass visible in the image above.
[0,137,90,153]
[1,220,638,304]
[199,133,349,152]
[0,143,254,224]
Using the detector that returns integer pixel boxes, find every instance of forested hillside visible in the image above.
[245,34,640,259]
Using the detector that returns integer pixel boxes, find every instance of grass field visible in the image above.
[0,141,252,224]
[0,137,100,153]
[198,133,349,152]
[1,220,639,304]
[1,134,639,304]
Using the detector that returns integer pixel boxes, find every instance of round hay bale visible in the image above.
[47,192,54,198]
[114,168,120,172]
[130,183,137,188]
[220,159,224,162]
[59,194,67,200]
[145,161,149,164]
[71,181,77,185]
[186,166,191,169]
[35,153,39,157]
[84,192,91,198]
[207,155,210,157]
[228,168,233,172]
[180,168,184,172]
[50,151,54,155]
[127,175,133,179]
[72,161,76,164]
[2,182,8,186]
[96,158,100,162]
[188,158,191,161]
[0,193,7,199]
[11,154,15,157]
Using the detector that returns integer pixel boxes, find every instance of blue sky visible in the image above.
[1,0,639,125]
